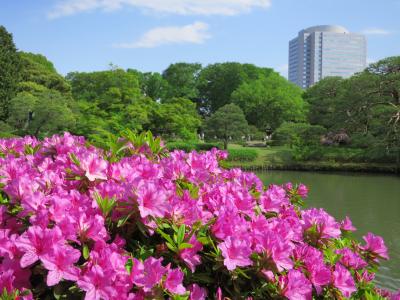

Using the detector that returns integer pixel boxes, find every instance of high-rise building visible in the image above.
[288,25,367,89]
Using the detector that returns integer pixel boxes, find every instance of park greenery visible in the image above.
[0,25,399,171]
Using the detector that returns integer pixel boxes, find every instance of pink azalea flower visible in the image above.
[260,185,289,213]
[0,269,15,294]
[15,226,63,268]
[179,235,203,272]
[284,182,293,191]
[293,244,331,293]
[77,264,117,300]
[41,246,81,286]
[302,208,341,240]
[257,232,293,272]
[0,257,31,290]
[132,257,166,292]
[165,268,186,295]
[0,229,18,259]
[77,214,108,243]
[333,264,356,298]
[297,184,308,198]
[361,232,389,261]
[135,182,169,218]
[340,216,356,232]
[218,236,253,271]
[189,284,207,300]
[279,269,312,300]
[391,290,400,300]
[336,248,367,270]
[356,270,375,284]
[79,153,108,182]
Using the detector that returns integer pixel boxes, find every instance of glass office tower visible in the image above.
[288,25,367,89]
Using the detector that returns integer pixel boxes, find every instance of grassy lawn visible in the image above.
[227,144,294,168]
[225,143,398,173]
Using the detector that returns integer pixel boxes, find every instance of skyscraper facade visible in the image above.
[288,25,367,89]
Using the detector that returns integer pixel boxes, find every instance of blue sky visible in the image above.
[1,0,399,76]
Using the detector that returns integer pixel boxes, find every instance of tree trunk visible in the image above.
[224,139,228,150]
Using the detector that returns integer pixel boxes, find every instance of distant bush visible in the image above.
[274,122,326,147]
[227,148,258,162]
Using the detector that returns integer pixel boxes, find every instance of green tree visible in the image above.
[0,26,21,121]
[162,63,202,100]
[139,72,169,101]
[7,90,75,137]
[204,104,249,149]
[67,69,141,102]
[197,62,273,114]
[232,72,306,131]
[19,52,71,95]
[157,97,202,140]
[303,76,344,129]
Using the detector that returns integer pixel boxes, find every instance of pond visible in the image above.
[255,170,400,291]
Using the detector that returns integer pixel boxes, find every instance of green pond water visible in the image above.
[255,170,400,291]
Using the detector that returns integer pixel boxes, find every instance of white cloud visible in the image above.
[361,28,391,36]
[113,22,211,48]
[48,0,272,18]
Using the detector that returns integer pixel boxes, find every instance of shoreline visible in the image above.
[226,161,399,175]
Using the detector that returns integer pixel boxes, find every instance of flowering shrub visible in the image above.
[0,132,398,300]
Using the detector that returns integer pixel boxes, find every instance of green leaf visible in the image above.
[125,258,133,274]
[171,293,189,300]
[166,242,178,252]
[178,243,193,250]
[197,237,210,245]
[157,228,176,247]
[83,244,89,260]
[117,212,133,227]
[177,224,186,245]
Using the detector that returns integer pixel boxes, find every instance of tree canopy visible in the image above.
[0,26,21,121]
[232,72,306,131]
[204,103,249,149]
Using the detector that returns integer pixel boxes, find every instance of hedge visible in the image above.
[227,148,258,162]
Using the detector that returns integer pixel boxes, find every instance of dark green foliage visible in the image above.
[197,62,273,114]
[0,26,21,121]
[304,56,400,166]
[204,104,249,149]
[232,72,306,131]
[162,62,202,100]
[19,52,71,95]
[303,77,343,129]
[7,90,76,138]
[274,122,327,161]
[137,71,169,101]
[274,122,326,147]
[67,69,141,104]
[166,141,223,152]
[227,149,258,162]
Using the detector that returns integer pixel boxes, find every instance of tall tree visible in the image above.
[19,52,71,95]
[204,104,248,149]
[162,63,202,100]
[232,72,306,131]
[7,90,75,137]
[140,72,169,101]
[303,76,344,129]
[0,26,21,121]
[197,63,273,114]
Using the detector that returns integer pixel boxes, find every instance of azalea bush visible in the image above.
[0,132,399,300]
